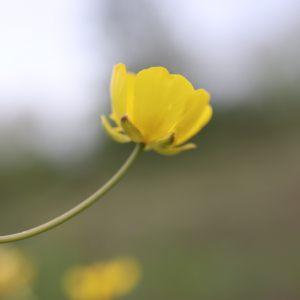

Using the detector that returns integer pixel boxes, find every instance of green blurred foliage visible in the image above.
[1,98,300,299]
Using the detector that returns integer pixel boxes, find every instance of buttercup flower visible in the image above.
[102,63,212,155]
[63,256,141,300]
[0,245,36,298]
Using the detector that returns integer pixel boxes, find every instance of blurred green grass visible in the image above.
[1,102,300,300]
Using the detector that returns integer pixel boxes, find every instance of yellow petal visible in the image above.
[176,90,211,145]
[153,143,196,156]
[101,115,131,143]
[110,63,128,127]
[132,67,194,143]
[126,72,136,119]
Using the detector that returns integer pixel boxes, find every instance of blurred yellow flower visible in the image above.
[63,256,142,300]
[102,63,212,155]
[0,246,36,298]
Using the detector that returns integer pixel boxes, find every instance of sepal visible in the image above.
[153,143,196,155]
[151,131,176,149]
[121,114,144,143]
[101,115,131,143]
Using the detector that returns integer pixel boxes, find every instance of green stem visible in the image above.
[0,143,145,243]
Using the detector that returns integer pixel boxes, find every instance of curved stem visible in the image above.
[0,143,145,243]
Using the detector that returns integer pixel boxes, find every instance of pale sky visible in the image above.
[0,0,299,162]
[158,0,300,99]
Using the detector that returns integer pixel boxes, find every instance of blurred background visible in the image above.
[1,0,300,299]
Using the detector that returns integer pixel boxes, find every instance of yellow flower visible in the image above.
[0,246,36,298]
[102,63,212,155]
[62,256,141,300]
